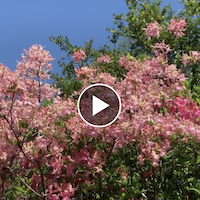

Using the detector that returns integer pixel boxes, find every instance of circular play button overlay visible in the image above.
[77,83,121,127]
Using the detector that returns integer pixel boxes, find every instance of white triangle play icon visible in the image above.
[92,95,109,116]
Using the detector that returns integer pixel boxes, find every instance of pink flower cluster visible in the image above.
[0,38,200,199]
[182,51,200,66]
[169,18,187,38]
[0,45,77,199]
[17,44,54,80]
[75,66,94,79]
[75,66,116,88]
[48,182,74,200]
[164,96,200,123]
[145,19,186,40]
[72,49,86,63]
[153,42,171,59]
[145,21,162,39]
[97,54,110,63]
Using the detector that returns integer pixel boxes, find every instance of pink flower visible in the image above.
[50,154,63,175]
[61,183,74,199]
[165,96,200,122]
[16,44,54,80]
[75,66,94,79]
[0,151,7,161]
[73,49,86,63]
[31,175,41,190]
[121,171,127,180]
[119,55,128,67]
[74,149,89,164]
[47,182,60,199]
[153,42,170,59]
[182,51,200,66]
[145,21,162,39]
[137,155,144,165]
[65,164,75,177]
[169,18,187,38]
[97,54,110,64]
[50,194,59,200]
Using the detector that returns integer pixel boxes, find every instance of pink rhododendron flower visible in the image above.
[50,154,63,175]
[61,183,75,200]
[137,155,144,165]
[30,174,41,190]
[75,66,94,79]
[164,96,200,122]
[169,18,187,38]
[72,49,86,63]
[17,44,54,80]
[121,171,127,180]
[153,42,170,59]
[97,54,110,63]
[0,152,7,161]
[145,21,162,39]
[182,51,200,66]
[65,164,75,177]
[119,55,128,67]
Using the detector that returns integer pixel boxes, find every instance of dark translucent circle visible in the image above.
[78,85,120,127]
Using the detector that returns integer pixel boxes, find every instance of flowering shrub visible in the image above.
[1,20,200,200]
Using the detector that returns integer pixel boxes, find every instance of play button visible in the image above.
[77,83,121,127]
[92,95,109,116]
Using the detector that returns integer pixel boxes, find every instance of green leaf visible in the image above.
[19,120,29,129]
[96,194,101,199]
[187,187,200,196]
[163,107,168,114]
[196,98,200,105]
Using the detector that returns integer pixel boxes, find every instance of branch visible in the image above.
[106,139,116,160]
[16,174,43,198]
[2,115,32,162]
[7,166,43,198]
[37,161,46,200]
[98,172,102,200]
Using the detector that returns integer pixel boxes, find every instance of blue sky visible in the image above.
[0,0,183,74]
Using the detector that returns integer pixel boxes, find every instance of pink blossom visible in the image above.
[75,66,94,79]
[72,49,86,63]
[47,182,60,199]
[137,155,144,165]
[145,21,162,39]
[30,174,41,190]
[182,51,200,66]
[121,171,127,180]
[65,164,75,177]
[153,42,170,58]
[169,18,187,38]
[61,183,74,199]
[16,44,54,80]
[50,154,63,175]
[50,194,60,200]
[97,54,110,63]
[119,55,128,67]
[0,152,7,161]
[164,96,200,122]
